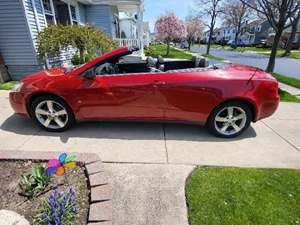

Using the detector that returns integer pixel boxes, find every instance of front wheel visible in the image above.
[207,101,252,138]
[30,95,75,132]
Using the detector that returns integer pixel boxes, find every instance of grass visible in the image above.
[279,88,300,103]
[225,46,300,59]
[186,167,300,225]
[0,81,17,90]
[272,72,300,89]
[201,53,225,61]
[146,44,192,60]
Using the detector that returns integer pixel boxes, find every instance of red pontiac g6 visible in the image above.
[9,47,279,138]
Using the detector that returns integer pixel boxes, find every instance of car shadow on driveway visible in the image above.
[1,114,257,143]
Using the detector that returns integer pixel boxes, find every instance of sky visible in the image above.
[143,0,195,32]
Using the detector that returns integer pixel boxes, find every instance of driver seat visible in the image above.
[156,56,165,71]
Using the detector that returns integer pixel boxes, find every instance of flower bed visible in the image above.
[0,160,89,224]
[0,151,113,225]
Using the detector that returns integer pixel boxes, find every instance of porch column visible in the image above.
[137,1,144,56]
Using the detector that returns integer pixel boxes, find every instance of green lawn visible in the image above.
[186,167,300,225]
[225,46,300,59]
[272,73,300,89]
[145,44,192,60]
[201,53,225,61]
[279,88,300,103]
[0,81,17,90]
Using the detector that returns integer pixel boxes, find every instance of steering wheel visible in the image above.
[99,63,115,75]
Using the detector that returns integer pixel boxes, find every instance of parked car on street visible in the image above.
[254,39,268,48]
[228,40,246,48]
[180,40,189,49]
[9,47,279,138]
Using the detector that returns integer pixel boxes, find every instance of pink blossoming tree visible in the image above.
[186,17,204,50]
[155,13,187,56]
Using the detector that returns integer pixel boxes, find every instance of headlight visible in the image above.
[11,82,24,92]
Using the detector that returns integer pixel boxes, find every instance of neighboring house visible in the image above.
[245,20,273,45]
[0,0,145,80]
[201,30,217,43]
[210,20,273,46]
[282,20,300,49]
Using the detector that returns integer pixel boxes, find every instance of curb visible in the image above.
[0,150,112,225]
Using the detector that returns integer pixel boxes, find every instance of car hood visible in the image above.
[22,68,66,82]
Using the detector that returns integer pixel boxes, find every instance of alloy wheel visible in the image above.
[35,100,69,129]
[214,106,247,136]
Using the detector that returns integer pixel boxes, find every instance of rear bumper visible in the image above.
[255,95,280,121]
[9,92,29,117]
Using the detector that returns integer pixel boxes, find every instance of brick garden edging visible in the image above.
[0,150,112,225]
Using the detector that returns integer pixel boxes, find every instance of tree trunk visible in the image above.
[206,26,214,55]
[266,30,282,72]
[79,49,85,64]
[188,39,192,50]
[297,34,300,49]
[282,12,300,56]
[166,41,170,56]
[233,32,239,49]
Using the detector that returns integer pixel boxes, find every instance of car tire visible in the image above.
[30,95,75,132]
[206,101,252,138]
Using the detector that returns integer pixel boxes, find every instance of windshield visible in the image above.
[64,64,85,74]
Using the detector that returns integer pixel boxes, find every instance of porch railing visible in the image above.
[114,38,140,48]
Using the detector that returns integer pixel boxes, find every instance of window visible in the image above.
[256,25,262,32]
[42,0,52,13]
[45,14,55,25]
[70,5,78,24]
[43,0,55,25]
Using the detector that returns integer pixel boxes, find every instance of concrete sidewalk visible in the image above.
[104,163,194,225]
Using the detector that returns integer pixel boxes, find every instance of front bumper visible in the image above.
[9,92,29,117]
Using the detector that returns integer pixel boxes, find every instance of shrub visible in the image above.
[37,25,118,64]
[19,164,51,198]
[35,188,78,225]
[144,45,154,56]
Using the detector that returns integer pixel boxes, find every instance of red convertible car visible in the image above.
[9,47,279,138]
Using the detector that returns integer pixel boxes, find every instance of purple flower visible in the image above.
[72,207,79,213]
[40,188,79,224]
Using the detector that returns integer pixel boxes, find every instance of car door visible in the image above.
[72,68,164,120]
[151,71,221,123]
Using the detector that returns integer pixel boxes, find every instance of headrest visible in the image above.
[146,56,156,67]
[157,56,164,64]
[192,56,201,68]
[198,57,209,68]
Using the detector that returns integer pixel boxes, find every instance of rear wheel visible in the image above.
[207,101,252,138]
[30,95,75,132]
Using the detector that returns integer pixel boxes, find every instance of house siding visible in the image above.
[78,2,87,24]
[86,5,115,36]
[0,0,40,80]
[254,21,272,43]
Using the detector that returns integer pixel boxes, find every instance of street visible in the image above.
[191,45,300,79]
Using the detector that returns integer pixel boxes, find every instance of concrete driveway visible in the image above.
[1,90,300,168]
[191,46,300,79]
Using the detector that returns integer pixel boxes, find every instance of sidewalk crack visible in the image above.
[261,121,300,153]
[162,124,169,163]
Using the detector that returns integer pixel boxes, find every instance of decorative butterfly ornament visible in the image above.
[46,153,76,176]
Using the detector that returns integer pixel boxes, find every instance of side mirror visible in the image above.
[82,68,95,80]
